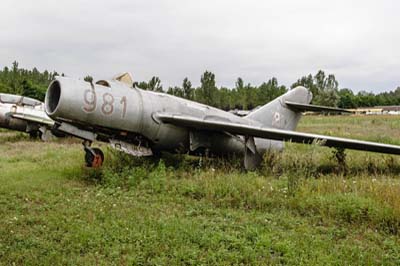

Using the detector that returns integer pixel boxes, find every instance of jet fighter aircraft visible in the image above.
[44,73,400,169]
[0,93,56,140]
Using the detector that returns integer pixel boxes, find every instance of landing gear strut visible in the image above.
[83,141,104,168]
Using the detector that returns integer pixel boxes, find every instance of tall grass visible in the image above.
[81,141,400,237]
[2,116,400,265]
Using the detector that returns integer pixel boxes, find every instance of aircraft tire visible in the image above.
[85,148,104,168]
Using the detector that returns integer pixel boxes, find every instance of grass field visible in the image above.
[1,115,400,265]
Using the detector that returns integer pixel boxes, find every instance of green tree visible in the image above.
[218,87,231,110]
[21,80,46,101]
[313,74,339,106]
[167,86,183,97]
[292,70,339,106]
[148,76,163,92]
[10,61,22,94]
[292,74,317,96]
[135,81,148,90]
[257,77,287,106]
[182,77,193,100]
[0,62,54,99]
[197,71,218,106]
[337,89,356,108]
[235,77,247,109]
[84,75,93,83]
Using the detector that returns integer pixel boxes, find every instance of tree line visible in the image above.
[0,61,63,102]
[0,61,399,110]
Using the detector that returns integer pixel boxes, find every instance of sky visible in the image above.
[0,0,399,93]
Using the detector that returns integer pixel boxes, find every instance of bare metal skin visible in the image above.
[45,73,400,169]
[0,93,54,139]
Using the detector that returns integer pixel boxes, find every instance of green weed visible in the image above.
[1,116,400,265]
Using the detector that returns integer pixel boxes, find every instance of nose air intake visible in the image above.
[46,80,62,115]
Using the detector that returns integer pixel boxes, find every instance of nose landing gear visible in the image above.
[83,141,104,168]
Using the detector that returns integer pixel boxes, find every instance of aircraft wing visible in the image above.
[11,106,54,126]
[156,114,400,155]
[12,113,54,126]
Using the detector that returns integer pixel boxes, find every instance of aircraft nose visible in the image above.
[45,80,62,116]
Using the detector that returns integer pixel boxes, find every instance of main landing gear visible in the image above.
[83,141,104,168]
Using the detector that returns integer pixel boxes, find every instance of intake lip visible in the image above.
[45,80,61,116]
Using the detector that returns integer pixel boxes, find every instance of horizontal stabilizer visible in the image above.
[156,113,400,155]
[285,101,351,113]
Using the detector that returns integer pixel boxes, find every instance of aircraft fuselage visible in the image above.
[46,78,283,156]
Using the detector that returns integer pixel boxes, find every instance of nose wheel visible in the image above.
[83,142,104,168]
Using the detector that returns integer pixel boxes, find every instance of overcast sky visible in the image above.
[1,0,399,92]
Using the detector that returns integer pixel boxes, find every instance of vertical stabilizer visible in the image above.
[245,86,312,130]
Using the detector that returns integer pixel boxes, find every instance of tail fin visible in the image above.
[245,86,312,130]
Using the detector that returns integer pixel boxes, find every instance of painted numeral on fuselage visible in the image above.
[83,89,97,112]
[120,96,127,118]
[83,90,127,118]
[101,93,114,115]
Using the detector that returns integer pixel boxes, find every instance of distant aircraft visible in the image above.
[0,93,56,140]
[44,73,400,169]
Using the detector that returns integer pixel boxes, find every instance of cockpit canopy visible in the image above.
[95,72,134,88]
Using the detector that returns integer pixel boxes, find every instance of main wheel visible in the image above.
[85,148,104,168]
